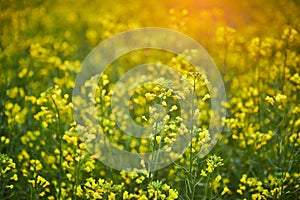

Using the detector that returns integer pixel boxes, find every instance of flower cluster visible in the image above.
[1,0,300,199]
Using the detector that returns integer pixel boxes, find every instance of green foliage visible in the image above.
[1,0,300,199]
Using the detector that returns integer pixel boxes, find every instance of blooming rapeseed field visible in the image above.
[1,0,299,199]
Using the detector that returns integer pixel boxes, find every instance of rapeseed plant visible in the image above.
[1,0,300,199]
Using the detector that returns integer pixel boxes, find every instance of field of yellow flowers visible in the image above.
[1,0,300,199]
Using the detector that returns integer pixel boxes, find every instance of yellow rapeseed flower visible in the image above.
[6,87,18,99]
[156,136,162,144]
[10,174,18,181]
[221,187,231,195]
[265,96,274,105]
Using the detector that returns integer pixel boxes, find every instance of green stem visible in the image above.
[188,76,197,199]
[148,102,162,183]
[51,96,62,200]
